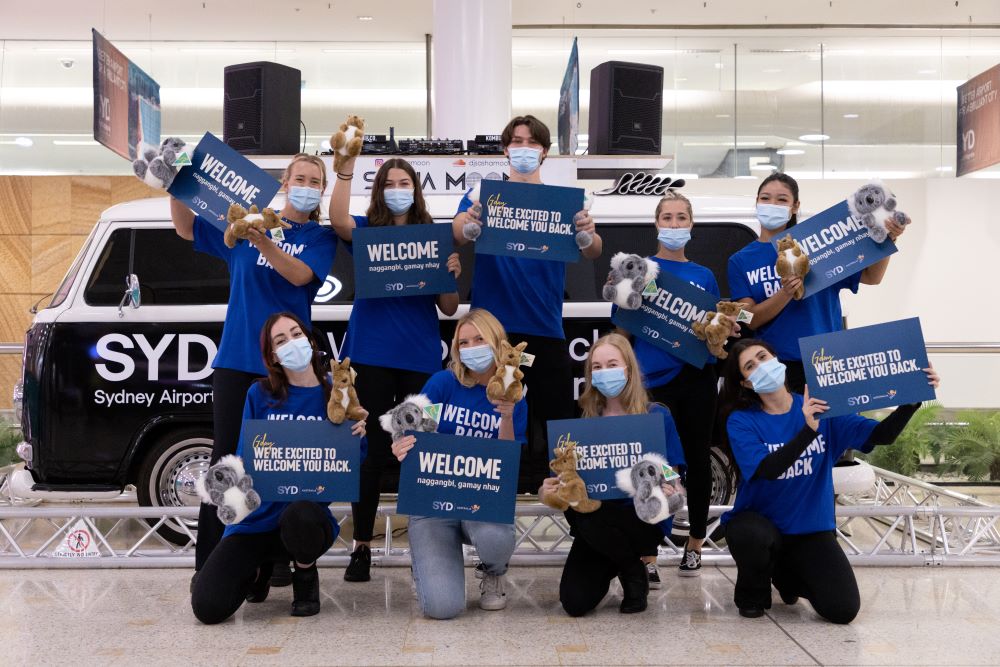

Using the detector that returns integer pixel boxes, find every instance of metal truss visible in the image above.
[1,466,998,568]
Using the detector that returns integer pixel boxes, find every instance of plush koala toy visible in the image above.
[461,186,594,249]
[774,235,810,300]
[330,114,365,173]
[486,340,527,403]
[327,357,367,424]
[195,454,261,525]
[847,180,908,243]
[692,300,744,359]
[379,394,438,442]
[602,252,660,310]
[224,203,291,248]
[132,136,195,190]
[615,453,685,524]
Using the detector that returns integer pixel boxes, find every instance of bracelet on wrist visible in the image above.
[337,173,354,181]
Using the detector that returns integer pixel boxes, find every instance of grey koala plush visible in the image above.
[132,136,195,190]
[603,252,660,310]
[379,394,438,441]
[194,454,261,525]
[615,453,686,524]
[847,180,908,243]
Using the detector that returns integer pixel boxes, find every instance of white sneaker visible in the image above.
[646,562,662,589]
[479,572,507,610]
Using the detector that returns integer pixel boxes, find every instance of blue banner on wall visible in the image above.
[475,180,585,263]
[240,419,362,503]
[611,269,718,368]
[396,431,521,524]
[352,223,457,299]
[545,414,668,501]
[798,317,934,419]
[168,132,281,232]
[771,200,897,298]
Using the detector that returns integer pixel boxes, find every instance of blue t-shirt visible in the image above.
[224,380,366,537]
[341,215,444,374]
[457,190,566,340]
[627,257,720,388]
[649,402,686,468]
[194,216,337,375]
[421,369,528,442]
[727,240,861,363]
[721,393,877,534]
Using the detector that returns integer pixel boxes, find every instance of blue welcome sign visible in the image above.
[396,431,521,524]
[168,132,281,232]
[240,419,362,502]
[475,179,585,262]
[545,414,668,501]
[772,200,897,298]
[798,317,934,419]
[352,224,457,299]
[612,269,718,368]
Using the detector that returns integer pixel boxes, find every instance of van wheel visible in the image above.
[136,428,213,546]
[668,447,736,546]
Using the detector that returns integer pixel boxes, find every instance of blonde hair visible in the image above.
[282,154,328,221]
[448,309,508,387]
[654,190,693,223]
[579,333,651,418]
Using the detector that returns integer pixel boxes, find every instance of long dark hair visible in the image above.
[258,311,332,406]
[365,158,433,227]
[757,172,800,227]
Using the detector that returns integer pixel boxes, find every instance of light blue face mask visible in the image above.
[591,367,628,398]
[460,344,495,373]
[748,357,787,394]
[657,227,692,250]
[276,337,314,372]
[288,185,322,213]
[508,147,542,174]
[756,203,791,231]
[384,188,414,215]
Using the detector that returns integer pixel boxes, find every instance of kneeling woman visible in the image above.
[391,309,527,619]
[719,338,938,623]
[540,333,686,616]
[192,312,367,624]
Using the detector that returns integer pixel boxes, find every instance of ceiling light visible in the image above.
[918,69,937,74]
[714,62,725,69]
[715,113,730,118]
[52,140,99,146]
[776,148,805,155]
[14,137,33,147]
[673,77,688,82]
[751,163,778,171]
[843,113,859,119]
[798,134,830,141]
[357,15,374,21]
[763,68,783,73]
[935,166,953,172]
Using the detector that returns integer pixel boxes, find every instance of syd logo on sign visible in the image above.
[278,484,326,496]
[586,483,608,494]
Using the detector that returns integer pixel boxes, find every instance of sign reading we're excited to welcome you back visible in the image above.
[352,224,456,299]
[475,180,585,262]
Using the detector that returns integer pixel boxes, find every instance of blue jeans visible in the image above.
[408,516,516,619]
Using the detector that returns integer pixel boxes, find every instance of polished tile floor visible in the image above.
[2,564,999,666]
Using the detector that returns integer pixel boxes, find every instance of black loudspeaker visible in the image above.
[223,61,301,155]
[588,61,663,155]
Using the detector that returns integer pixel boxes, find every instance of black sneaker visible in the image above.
[678,547,702,577]
[270,560,292,587]
[739,605,765,619]
[344,544,372,582]
[291,565,320,617]
[645,562,662,590]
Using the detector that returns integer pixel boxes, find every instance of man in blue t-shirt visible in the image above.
[451,115,603,486]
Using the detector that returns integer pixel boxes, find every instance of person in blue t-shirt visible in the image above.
[539,333,686,617]
[451,115,602,488]
[328,154,461,583]
[391,309,528,619]
[718,338,938,623]
[727,173,909,393]
[168,153,338,578]
[191,312,368,624]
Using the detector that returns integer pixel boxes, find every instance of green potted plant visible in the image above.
[859,404,945,477]
[941,410,1000,481]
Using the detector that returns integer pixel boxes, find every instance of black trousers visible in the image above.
[648,363,718,540]
[725,511,860,624]
[191,501,335,625]
[559,503,663,617]
[195,367,260,570]
[783,360,807,395]
[350,362,431,542]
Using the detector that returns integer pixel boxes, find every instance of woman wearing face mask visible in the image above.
[390,309,527,619]
[191,312,368,624]
[328,156,461,582]
[727,173,908,393]
[718,338,938,622]
[539,333,685,616]
[169,154,337,580]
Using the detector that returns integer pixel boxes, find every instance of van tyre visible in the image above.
[136,427,213,546]
[667,446,735,546]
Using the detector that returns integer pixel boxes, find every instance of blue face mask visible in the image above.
[288,185,322,214]
[384,188,414,215]
[508,147,542,175]
[459,344,495,373]
[747,358,787,394]
[276,337,314,372]
[756,203,791,230]
[591,367,628,398]
[657,227,692,250]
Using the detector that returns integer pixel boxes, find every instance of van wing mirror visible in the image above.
[117,274,141,318]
